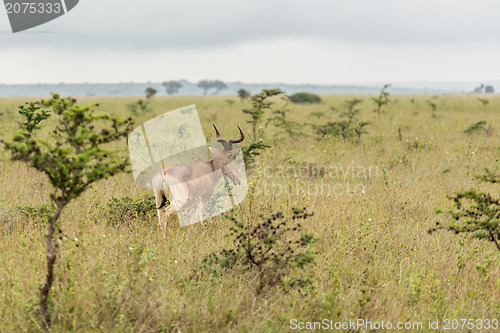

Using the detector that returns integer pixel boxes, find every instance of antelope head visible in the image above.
[210,124,245,185]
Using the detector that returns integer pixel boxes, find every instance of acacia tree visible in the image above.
[3,94,134,329]
[240,89,284,167]
[197,79,228,95]
[162,80,183,95]
[145,87,157,100]
[197,80,211,95]
[312,98,370,143]
[243,88,284,140]
[430,169,500,253]
[237,88,250,101]
[212,80,228,94]
[342,98,363,120]
[372,84,391,115]
[202,208,317,293]
[266,95,303,138]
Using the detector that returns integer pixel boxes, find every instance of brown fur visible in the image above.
[153,147,241,235]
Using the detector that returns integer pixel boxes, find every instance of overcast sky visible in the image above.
[0,0,498,84]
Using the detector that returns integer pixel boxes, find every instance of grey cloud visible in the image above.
[1,0,499,50]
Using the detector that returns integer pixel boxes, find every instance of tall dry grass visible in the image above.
[0,94,498,332]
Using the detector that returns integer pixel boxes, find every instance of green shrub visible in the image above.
[478,98,489,106]
[242,141,271,168]
[243,88,284,140]
[430,169,500,253]
[237,88,250,101]
[200,208,318,293]
[266,95,304,138]
[406,138,427,151]
[464,121,489,135]
[310,111,324,119]
[127,99,150,116]
[427,100,437,117]
[3,93,133,328]
[103,196,158,225]
[241,89,283,168]
[372,84,391,115]
[289,92,322,104]
[313,99,370,143]
[17,204,54,226]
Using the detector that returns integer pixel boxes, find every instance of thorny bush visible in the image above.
[201,207,318,293]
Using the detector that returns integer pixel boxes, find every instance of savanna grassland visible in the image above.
[0,94,499,332]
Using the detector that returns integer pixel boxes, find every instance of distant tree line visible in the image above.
[197,80,228,95]
[474,83,495,93]
[159,79,232,95]
[163,81,183,95]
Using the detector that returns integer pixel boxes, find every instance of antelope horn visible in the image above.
[229,126,245,144]
[213,124,226,143]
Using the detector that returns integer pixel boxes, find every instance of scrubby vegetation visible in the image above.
[464,120,491,135]
[312,98,370,143]
[201,208,317,293]
[372,84,391,115]
[2,94,133,328]
[430,169,500,252]
[102,195,158,226]
[127,99,150,116]
[0,94,498,332]
[289,92,322,104]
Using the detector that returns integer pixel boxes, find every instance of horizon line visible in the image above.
[0,80,499,86]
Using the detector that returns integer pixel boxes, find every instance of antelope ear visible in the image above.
[209,147,222,155]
